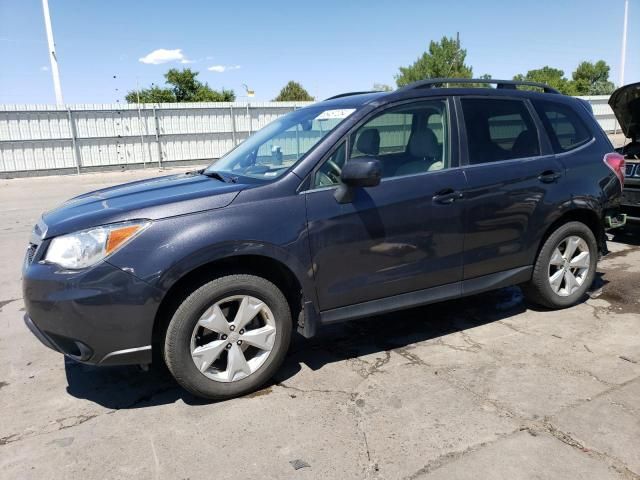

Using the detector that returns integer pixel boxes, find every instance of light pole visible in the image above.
[620,0,629,87]
[42,0,64,105]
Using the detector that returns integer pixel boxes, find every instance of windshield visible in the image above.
[204,106,356,180]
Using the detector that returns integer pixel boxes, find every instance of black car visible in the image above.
[610,82,640,223]
[23,79,624,400]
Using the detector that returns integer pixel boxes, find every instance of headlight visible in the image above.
[44,220,151,269]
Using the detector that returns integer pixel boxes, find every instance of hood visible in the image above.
[609,82,640,141]
[42,172,245,238]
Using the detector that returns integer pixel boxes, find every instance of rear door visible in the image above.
[458,96,565,279]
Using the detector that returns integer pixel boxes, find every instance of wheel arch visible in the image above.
[534,207,606,265]
[151,253,311,361]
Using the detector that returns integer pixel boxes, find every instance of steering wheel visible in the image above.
[315,159,343,187]
[325,159,342,182]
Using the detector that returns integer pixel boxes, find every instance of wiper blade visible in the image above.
[200,170,227,182]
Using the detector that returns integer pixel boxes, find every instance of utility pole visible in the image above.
[620,0,629,87]
[42,0,64,104]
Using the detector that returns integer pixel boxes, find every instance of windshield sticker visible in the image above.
[316,109,356,121]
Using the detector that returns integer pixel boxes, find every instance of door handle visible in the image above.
[538,170,562,183]
[433,188,463,205]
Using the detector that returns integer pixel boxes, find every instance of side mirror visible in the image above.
[334,157,382,203]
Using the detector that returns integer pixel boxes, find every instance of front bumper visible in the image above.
[22,260,162,365]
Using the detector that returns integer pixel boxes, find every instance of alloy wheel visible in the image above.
[190,295,277,382]
[547,235,591,297]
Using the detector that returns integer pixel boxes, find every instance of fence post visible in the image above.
[230,105,237,145]
[246,103,251,135]
[67,108,81,174]
[152,105,162,168]
[137,104,150,168]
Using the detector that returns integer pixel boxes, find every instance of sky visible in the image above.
[0,0,638,105]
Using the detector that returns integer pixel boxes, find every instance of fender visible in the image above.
[529,196,606,264]
[546,196,604,226]
[107,192,318,309]
[156,239,317,308]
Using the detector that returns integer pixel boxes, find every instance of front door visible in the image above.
[304,99,467,311]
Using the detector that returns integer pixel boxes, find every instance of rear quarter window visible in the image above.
[532,100,593,153]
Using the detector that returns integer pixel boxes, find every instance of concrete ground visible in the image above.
[0,167,639,480]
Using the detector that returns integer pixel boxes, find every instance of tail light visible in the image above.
[604,152,625,187]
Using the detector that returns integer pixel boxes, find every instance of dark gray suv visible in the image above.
[23,79,624,400]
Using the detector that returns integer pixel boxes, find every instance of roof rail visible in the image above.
[398,78,561,94]
[324,91,383,101]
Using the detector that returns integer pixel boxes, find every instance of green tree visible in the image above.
[571,60,615,95]
[273,81,314,101]
[395,36,473,87]
[125,85,175,103]
[126,68,235,103]
[513,66,575,95]
[475,73,494,88]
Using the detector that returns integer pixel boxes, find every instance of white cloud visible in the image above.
[139,48,189,65]
[208,64,241,73]
[40,65,49,71]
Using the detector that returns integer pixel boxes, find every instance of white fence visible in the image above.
[0,102,313,175]
[579,95,619,132]
[0,96,620,176]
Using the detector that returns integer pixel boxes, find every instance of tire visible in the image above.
[164,274,292,400]
[523,221,598,309]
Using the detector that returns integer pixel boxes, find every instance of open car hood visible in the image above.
[609,82,640,141]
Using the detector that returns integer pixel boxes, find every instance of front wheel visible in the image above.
[164,274,292,400]
[523,221,598,309]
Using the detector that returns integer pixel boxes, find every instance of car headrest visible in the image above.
[512,130,538,157]
[408,128,439,159]
[356,129,380,156]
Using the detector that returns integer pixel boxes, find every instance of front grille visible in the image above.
[25,243,37,265]
[626,164,635,177]
[25,220,46,268]
[625,163,640,178]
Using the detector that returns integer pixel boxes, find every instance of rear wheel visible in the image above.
[164,274,292,400]
[523,221,598,309]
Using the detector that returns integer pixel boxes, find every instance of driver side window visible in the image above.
[312,100,449,188]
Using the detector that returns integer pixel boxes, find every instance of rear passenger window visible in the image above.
[532,100,592,153]
[461,98,540,164]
